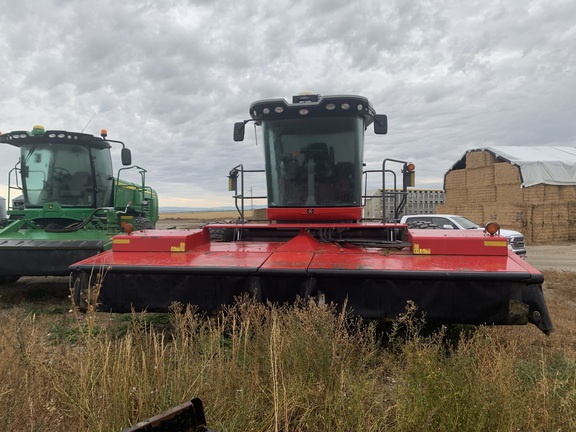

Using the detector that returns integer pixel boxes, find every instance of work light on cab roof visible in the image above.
[31,125,45,136]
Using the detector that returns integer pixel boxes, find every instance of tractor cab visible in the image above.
[0,126,158,283]
[234,94,387,221]
[3,126,131,210]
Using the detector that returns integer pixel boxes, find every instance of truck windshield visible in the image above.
[452,216,480,229]
[262,116,364,207]
[21,143,113,208]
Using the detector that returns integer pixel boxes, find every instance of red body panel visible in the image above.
[76,224,538,277]
[408,229,508,256]
[267,207,362,221]
[112,229,209,252]
[70,222,552,334]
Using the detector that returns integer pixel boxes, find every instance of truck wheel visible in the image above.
[134,216,155,230]
[0,275,21,284]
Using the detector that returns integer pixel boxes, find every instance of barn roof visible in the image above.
[454,146,576,187]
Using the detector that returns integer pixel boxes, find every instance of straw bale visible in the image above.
[530,203,548,224]
[466,150,495,169]
[448,205,469,215]
[444,170,467,190]
[496,184,523,205]
[498,207,527,224]
[466,166,495,189]
[253,208,268,220]
[434,203,453,214]
[531,229,555,244]
[465,188,495,205]
[522,222,534,243]
[444,190,468,205]
[523,185,546,204]
[560,186,576,200]
[569,202,576,240]
[544,185,561,202]
[494,162,521,185]
[568,202,576,222]
[482,205,500,223]
[523,184,569,204]
[449,205,484,223]
[530,202,569,236]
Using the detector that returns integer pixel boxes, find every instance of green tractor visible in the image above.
[0,125,159,284]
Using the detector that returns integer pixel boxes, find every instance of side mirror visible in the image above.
[442,225,454,229]
[121,147,132,166]
[373,114,388,135]
[233,122,246,142]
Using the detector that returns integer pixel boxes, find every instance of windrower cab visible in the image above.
[231,93,388,222]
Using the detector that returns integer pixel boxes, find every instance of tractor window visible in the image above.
[21,148,51,205]
[262,116,364,207]
[91,147,114,207]
[20,143,98,207]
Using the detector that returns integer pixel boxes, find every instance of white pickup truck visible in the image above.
[400,214,527,257]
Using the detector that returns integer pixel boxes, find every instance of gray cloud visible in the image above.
[1,0,575,208]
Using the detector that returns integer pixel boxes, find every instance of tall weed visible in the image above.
[0,272,575,431]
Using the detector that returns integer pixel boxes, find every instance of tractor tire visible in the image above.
[204,222,235,242]
[134,216,155,230]
[407,220,440,229]
[0,275,21,284]
[72,272,98,312]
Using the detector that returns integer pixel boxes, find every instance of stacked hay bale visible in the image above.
[436,150,576,244]
[252,207,269,220]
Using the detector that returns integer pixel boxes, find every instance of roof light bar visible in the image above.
[248,94,377,126]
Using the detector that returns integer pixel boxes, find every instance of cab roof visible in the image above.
[0,130,111,150]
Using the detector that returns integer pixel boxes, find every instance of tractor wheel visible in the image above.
[0,275,21,284]
[407,220,440,229]
[134,216,155,230]
[204,222,235,242]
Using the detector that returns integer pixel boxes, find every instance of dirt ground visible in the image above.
[526,243,576,272]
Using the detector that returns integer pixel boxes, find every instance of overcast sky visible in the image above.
[1,0,575,209]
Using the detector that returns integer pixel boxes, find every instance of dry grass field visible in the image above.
[0,270,574,430]
[157,210,244,229]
